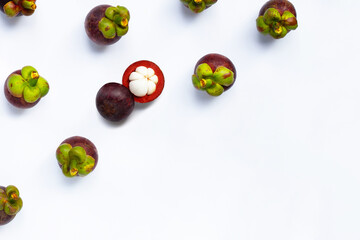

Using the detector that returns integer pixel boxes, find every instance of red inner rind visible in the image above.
[122,60,165,103]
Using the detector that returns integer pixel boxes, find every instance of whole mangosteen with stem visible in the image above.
[192,53,236,97]
[122,60,165,103]
[85,5,130,45]
[256,0,298,39]
[4,66,49,109]
[0,0,36,17]
[96,82,135,122]
[180,0,217,13]
[56,136,98,178]
[0,185,23,226]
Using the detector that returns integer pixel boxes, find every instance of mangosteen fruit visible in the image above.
[256,0,298,39]
[4,66,49,109]
[122,60,165,103]
[180,0,217,13]
[96,82,135,122]
[0,185,23,226]
[0,0,36,17]
[56,136,98,177]
[192,53,236,96]
[85,5,130,45]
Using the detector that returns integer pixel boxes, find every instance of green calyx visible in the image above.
[256,8,298,39]
[98,6,130,39]
[0,185,23,216]
[3,0,36,17]
[192,63,234,96]
[7,66,49,103]
[181,0,217,13]
[56,144,95,177]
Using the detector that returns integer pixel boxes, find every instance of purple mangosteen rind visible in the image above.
[0,0,36,17]
[193,53,236,96]
[96,82,135,122]
[256,0,298,39]
[180,0,217,13]
[85,5,130,45]
[0,185,22,226]
[56,136,98,177]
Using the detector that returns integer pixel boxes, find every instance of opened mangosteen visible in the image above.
[256,0,298,39]
[96,82,135,122]
[0,0,36,17]
[85,5,130,45]
[4,66,49,109]
[192,53,236,96]
[0,185,23,226]
[180,0,217,13]
[122,60,165,103]
[56,136,98,177]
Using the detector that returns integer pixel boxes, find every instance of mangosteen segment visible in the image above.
[56,136,98,177]
[256,0,298,39]
[0,185,23,225]
[6,66,49,104]
[180,0,217,13]
[1,0,36,17]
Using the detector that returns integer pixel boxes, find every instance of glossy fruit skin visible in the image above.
[4,70,40,109]
[122,60,165,103]
[259,0,296,17]
[195,53,236,91]
[58,136,98,170]
[96,82,135,122]
[85,5,121,45]
[0,186,16,226]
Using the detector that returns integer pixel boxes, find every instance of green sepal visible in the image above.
[189,1,206,13]
[68,146,87,165]
[282,11,298,30]
[192,75,201,89]
[56,143,72,166]
[116,25,128,37]
[3,1,21,17]
[263,8,281,25]
[77,156,96,176]
[270,25,288,39]
[6,185,19,198]
[23,85,41,103]
[117,6,130,21]
[256,16,270,34]
[213,66,234,87]
[206,83,224,96]
[37,77,49,97]
[4,202,18,215]
[7,74,25,98]
[105,6,118,20]
[196,63,213,79]
[98,17,116,39]
[21,66,38,80]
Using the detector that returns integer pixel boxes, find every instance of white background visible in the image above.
[0,0,360,239]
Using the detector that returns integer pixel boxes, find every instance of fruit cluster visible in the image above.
[0,0,299,225]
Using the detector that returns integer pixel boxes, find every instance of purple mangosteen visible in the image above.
[192,53,236,96]
[56,136,98,178]
[0,0,36,17]
[85,5,130,45]
[180,0,217,13]
[256,0,298,39]
[4,66,49,109]
[0,185,23,226]
[96,82,135,122]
